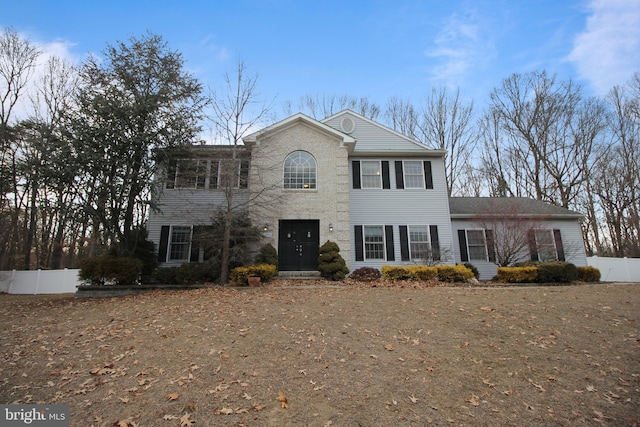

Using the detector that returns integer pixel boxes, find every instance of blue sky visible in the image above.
[2,0,639,118]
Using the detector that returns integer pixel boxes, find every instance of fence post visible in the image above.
[8,269,16,294]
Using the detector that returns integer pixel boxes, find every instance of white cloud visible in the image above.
[424,7,495,88]
[568,0,640,94]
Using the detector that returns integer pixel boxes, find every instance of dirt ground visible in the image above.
[0,280,638,427]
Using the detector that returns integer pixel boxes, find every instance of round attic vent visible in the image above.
[340,117,355,134]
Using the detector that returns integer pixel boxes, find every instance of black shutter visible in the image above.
[352,161,361,189]
[395,161,404,189]
[485,229,496,263]
[355,226,364,261]
[399,226,410,261]
[424,161,433,189]
[158,226,170,262]
[430,225,440,261]
[190,226,201,262]
[458,229,469,262]
[385,225,395,261]
[528,230,539,261]
[553,229,565,261]
[382,161,391,189]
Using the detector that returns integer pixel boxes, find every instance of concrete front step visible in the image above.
[277,271,322,280]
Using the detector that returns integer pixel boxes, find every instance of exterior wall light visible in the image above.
[329,223,333,232]
[263,223,269,232]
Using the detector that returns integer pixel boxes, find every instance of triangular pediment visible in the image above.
[243,113,356,150]
[322,110,445,156]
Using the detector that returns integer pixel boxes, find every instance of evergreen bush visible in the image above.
[78,256,143,286]
[318,241,349,281]
[435,264,475,282]
[577,266,601,282]
[255,243,278,266]
[230,263,278,286]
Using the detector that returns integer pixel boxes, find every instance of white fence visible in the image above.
[586,256,640,282]
[0,269,81,294]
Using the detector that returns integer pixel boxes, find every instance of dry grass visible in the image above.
[1,281,639,426]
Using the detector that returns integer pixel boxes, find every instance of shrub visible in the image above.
[255,243,278,266]
[497,266,538,283]
[349,267,381,282]
[435,265,475,282]
[406,265,438,281]
[463,263,479,279]
[152,266,179,284]
[318,241,349,281]
[577,266,600,282]
[230,263,278,286]
[381,265,438,281]
[381,265,413,281]
[78,256,142,286]
[535,261,577,283]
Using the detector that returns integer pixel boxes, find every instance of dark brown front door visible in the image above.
[278,220,320,271]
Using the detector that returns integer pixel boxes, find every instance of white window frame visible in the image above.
[283,151,317,189]
[403,161,425,189]
[534,229,557,261]
[408,225,430,261]
[466,229,488,261]
[363,225,385,260]
[168,226,192,261]
[361,161,382,189]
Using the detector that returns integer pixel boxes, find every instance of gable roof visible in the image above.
[243,112,356,149]
[322,110,446,156]
[449,197,583,219]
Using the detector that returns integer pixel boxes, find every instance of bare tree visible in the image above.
[207,61,272,283]
[384,96,419,140]
[472,199,545,267]
[285,94,380,120]
[484,71,605,208]
[0,28,42,269]
[418,86,475,195]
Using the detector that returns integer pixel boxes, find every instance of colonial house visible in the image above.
[148,110,588,280]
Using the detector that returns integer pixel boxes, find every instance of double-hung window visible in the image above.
[408,225,430,260]
[534,230,557,261]
[169,226,192,261]
[361,161,382,189]
[364,226,385,260]
[403,161,425,189]
[466,230,488,261]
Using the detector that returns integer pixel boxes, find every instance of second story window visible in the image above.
[284,151,316,189]
[361,161,382,188]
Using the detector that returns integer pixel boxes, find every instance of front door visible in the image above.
[278,220,320,271]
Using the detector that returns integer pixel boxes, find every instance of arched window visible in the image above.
[284,151,317,189]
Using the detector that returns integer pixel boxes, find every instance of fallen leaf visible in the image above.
[466,393,480,406]
[384,344,394,351]
[167,392,179,401]
[163,415,179,420]
[216,407,233,415]
[180,413,195,426]
[277,390,288,409]
[409,394,418,403]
